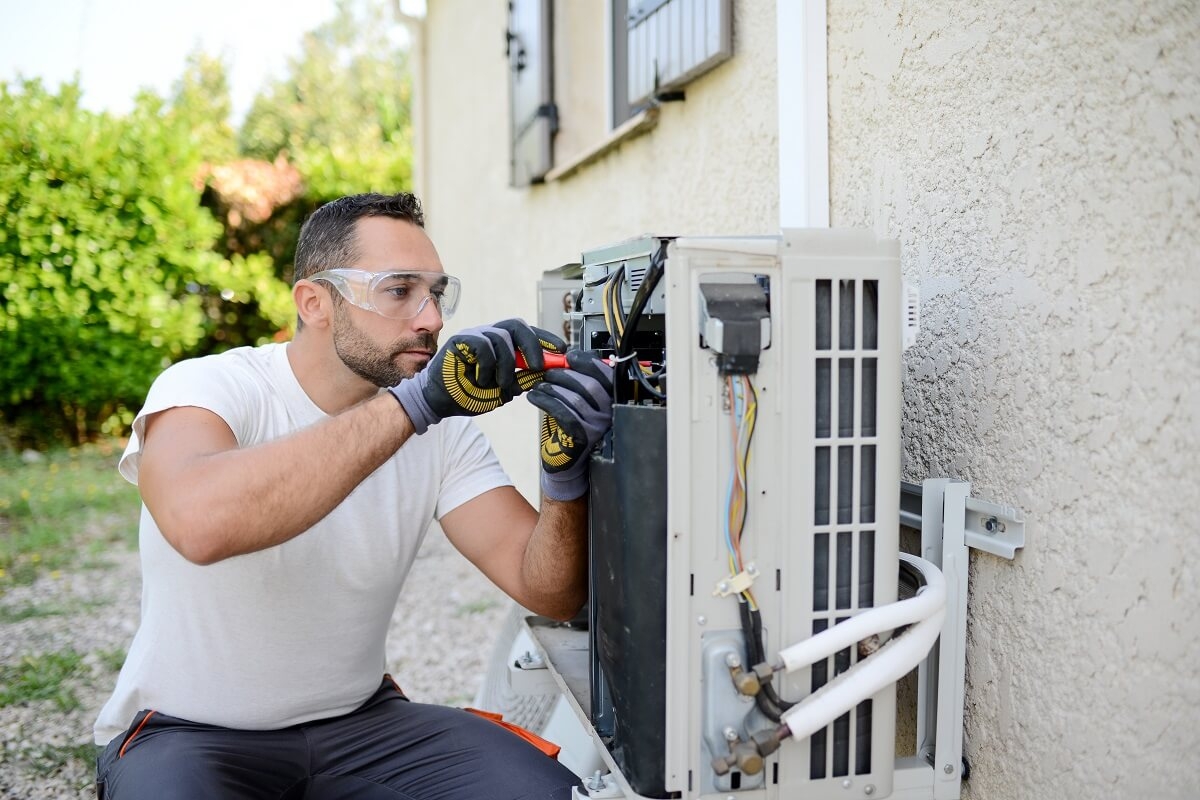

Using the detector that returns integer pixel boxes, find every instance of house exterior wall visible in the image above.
[420,1,1198,798]
[422,0,780,493]
[827,3,1198,798]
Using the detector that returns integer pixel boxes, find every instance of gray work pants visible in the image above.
[95,677,580,799]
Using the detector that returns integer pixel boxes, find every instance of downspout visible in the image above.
[392,1,428,204]
[777,0,830,229]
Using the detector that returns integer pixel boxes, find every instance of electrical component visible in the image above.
[712,569,756,598]
[698,276,771,375]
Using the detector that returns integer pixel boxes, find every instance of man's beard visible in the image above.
[331,306,437,387]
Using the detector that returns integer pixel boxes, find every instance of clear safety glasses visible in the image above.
[309,268,462,321]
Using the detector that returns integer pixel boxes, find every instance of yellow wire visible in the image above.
[607,273,625,339]
[601,278,617,346]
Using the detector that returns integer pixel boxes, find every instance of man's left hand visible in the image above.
[526,350,614,501]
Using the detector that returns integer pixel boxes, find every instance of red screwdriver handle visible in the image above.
[515,351,652,370]
[515,351,569,370]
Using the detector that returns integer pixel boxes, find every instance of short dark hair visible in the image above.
[293,192,425,283]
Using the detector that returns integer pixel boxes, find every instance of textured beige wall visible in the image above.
[828,2,1199,798]
[422,0,780,497]
[422,1,1198,797]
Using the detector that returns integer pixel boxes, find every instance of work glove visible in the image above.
[391,319,566,434]
[526,350,614,501]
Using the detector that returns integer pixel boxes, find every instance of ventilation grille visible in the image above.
[626,263,648,293]
[810,278,880,780]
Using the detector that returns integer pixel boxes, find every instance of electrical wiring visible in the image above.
[721,372,794,722]
[599,242,669,404]
[628,359,666,400]
[723,375,759,608]
[616,240,668,359]
[601,265,626,347]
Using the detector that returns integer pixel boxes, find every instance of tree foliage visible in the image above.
[0,1,414,447]
[0,79,218,444]
[239,0,413,198]
[0,80,289,446]
[169,51,238,164]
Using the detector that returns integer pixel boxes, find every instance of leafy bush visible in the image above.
[0,2,413,447]
[0,80,289,446]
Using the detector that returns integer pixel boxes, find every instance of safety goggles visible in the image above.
[309,268,462,321]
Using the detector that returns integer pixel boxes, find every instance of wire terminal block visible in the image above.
[712,569,756,598]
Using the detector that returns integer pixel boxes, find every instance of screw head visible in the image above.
[725,652,742,668]
[842,778,853,789]
[864,786,875,796]
[697,615,707,626]
[944,763,955,774]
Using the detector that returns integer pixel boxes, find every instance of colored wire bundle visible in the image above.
[723,374,759,609]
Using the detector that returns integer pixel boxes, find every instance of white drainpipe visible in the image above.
[777,0,830,229]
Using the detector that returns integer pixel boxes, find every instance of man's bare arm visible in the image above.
[441,349,615,621]
[138,393,413,565]
[440,490,588,621]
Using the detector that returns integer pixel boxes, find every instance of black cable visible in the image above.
[739,601,786,722]
[616,239,668,359]
[627,359,666,400]
[751,607,794,713]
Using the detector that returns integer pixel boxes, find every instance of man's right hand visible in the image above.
[390,318,566,434]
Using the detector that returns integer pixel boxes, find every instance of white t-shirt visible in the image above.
[94,343,512,745]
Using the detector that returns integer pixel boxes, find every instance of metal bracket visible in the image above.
[508,649,557,696]
[901,481,1026,560]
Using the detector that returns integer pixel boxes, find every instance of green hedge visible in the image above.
[0,80,288,447]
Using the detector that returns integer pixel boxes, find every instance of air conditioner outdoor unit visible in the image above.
[479,230,1024,800]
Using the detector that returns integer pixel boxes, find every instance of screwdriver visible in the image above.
[514,351,652,370]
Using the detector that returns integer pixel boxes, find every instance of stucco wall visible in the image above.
[420,1,1198,797]
[828,2,1198,798]
[422,0,780,497]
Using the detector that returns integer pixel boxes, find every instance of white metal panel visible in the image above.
[661,231,903,798]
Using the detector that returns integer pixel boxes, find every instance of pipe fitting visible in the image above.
[729,665,761,696]
[735,742,764,775]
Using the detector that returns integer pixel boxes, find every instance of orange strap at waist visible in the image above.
[464,707,562,759]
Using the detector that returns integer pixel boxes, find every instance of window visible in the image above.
[506,0,733,185]
[620,0,733,113]
[507,0,554,187]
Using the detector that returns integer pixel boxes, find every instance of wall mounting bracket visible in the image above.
[901,481,1026,560]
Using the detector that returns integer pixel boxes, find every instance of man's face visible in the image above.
[329,217,446,386]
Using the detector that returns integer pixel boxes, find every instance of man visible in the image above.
[94,192,612,799]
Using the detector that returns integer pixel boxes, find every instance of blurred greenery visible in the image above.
[240,0,413,198]
[0,0,413,448]
[0,650,86,711]
[0,442,140,590]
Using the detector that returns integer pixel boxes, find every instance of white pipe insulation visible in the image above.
[777,552,946,673]
[776,554,947,743]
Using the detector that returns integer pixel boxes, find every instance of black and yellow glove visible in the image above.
[390,319,566,434]
[526,350,614,500]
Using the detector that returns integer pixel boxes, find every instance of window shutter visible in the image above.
[508,0,555,187]
[626,0,732,108]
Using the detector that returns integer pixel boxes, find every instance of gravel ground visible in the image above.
[0,523,513,799]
